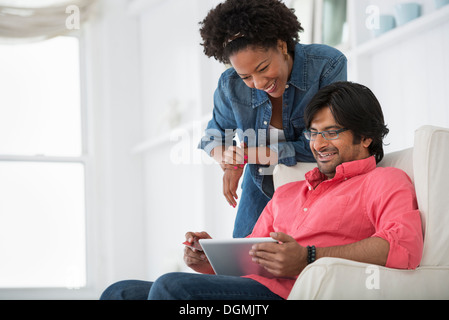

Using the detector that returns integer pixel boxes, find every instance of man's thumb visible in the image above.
[270,232,295,244]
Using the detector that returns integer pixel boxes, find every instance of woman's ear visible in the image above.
[277,39,287,55]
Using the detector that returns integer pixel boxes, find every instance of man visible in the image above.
[100,82,423,300]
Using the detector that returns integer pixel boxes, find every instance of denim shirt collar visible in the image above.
[288,43,307,91]
[251,43,307,109]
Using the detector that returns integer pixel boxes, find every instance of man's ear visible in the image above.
[362,137,373,148]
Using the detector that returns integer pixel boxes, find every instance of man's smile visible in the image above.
[315,149,338,162]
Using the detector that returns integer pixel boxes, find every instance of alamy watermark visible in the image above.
[169,121,279,169]
[66,5,80,30]
[365,265,380,290]
[366,5,381,31]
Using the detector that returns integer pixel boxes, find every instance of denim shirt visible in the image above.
[199,43,347,197]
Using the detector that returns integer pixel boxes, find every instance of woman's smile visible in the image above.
[264,79,278,94]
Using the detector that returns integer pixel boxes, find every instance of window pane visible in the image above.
[322,0,347,47]
[0,162,86,288]
[0,37,82,156]
[290,0,314,44]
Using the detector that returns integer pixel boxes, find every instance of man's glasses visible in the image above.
[303,128,349,141]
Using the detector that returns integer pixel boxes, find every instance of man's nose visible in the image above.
[312,133,329,151]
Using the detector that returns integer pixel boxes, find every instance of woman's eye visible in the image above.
[240,64,269,80]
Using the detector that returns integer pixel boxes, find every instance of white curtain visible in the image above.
[0,0,98,43]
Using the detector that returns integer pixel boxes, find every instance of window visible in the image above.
[322,0,347,47]
[290,0,348,47]
[0,36,87,288]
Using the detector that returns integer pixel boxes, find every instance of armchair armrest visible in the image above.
[288,257,449,300]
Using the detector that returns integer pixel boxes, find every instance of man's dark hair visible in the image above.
[199,0,303,64]
[304,81,390,164]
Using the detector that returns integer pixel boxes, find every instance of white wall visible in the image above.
[136,0,236,280]
[84,0,146,294]
[369,20,449,152]
[347,0,449,153]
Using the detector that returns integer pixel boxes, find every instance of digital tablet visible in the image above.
[198,237,277,278]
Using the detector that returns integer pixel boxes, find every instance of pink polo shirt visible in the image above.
[245,156,423,299]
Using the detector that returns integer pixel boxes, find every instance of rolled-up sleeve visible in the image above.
[367,169,423,269]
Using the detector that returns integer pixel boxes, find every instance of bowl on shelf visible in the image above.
[395,3,422,26]
[372,15,396,37]
[434,0,449,9]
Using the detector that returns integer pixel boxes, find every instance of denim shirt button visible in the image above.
[263,121,268,125]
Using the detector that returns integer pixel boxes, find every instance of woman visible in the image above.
[198,0,347,238]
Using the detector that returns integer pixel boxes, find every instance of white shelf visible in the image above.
[351,5,449,57]
[132,113,212,154]
[0,154,88,163]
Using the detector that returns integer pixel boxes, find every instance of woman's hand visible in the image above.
[223,144,247,167]
[216,144,247,207]
[223,143,278,166]
[213,143,278,207]
[223,166,244,208]
[183,231,214,274]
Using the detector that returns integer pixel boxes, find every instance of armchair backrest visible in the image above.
[379,125,449,267]
[412,126,449,266]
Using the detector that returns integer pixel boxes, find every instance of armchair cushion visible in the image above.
[288,257,449,300]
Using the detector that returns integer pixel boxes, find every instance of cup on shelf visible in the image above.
[434,0,449,9]
[395,3,422,26]
[372,15,396,37]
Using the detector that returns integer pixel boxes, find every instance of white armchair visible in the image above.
[272,125,449,299]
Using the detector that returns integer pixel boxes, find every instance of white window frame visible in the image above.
[0,29,99,299]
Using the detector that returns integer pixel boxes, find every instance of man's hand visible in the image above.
[249,232,307,278]
[183,231,215,275]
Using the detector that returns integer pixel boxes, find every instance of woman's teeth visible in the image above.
[265,80,276,93]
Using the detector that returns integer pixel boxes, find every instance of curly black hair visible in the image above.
[199,0,304,64]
